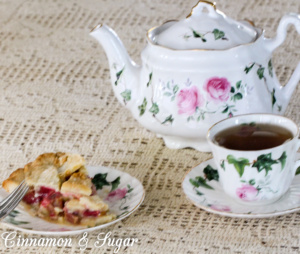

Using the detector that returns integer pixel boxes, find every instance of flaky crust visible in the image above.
[24,152,85,190]
[61,172,92,196]
[79,196,109,211]
[2,168,25,193]
[57,153,85,180]
[3,152,85,192]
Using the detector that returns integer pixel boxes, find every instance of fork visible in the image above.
[0,180,29,220]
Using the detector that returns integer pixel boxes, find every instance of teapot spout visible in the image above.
[90,24,140,107]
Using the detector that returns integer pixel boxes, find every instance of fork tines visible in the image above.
[0,180,29,220]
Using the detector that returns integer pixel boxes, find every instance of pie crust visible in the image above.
[2,152,115,226]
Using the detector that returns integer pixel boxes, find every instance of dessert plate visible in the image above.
[182,157,300,218]
[0,166,144,235]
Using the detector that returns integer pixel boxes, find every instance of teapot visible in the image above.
[90,0,300,151]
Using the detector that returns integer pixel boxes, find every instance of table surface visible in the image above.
[0,0,299,253]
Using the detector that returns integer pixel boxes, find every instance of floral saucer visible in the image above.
[182,157,300,218]
[0,166,145,235]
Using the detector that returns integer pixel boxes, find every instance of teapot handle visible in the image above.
[264,13,300,98]
[265,13,300,52]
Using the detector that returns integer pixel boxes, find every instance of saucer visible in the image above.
[0,166,145,235]
[182,157,300,218]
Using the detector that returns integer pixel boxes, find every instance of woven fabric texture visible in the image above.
[0,0,299,253]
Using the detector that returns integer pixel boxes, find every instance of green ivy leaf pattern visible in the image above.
[138,98,147,116]
[252,153,278,176]
[192,29,207,42]
[92,173,121,191]
[5,210,29,225]
[220,160,225,170]
[147,72,153,87]
[227,151,288,179]
[196,189,203,196]
[92,173,110,190]
[296,166,300,175]
[203,165,219,181]
[173,85,179,94]
[222,106,229,113]
[249,179,256,186]
[222,105,236,117]
[271,89,276,108]
[115,67,124,86]
[117,211,128,218]
[244,61,282,112]
[268,60,273,77]
[227,155,250,177]
[120,89,131,102]
[226,80,245,112]
[257,67,265,79]
[111,176,121,191]
[244,63,255,74]
[189,176,214,190]
[127,184,134,193]
[278,105,282,112]
[187,28,227,42]
[232,93,243,102]
[278,151,287,170]
[164,82,179,101]
[162,115,174,125]
[149,103,159,115]
[212,29,226,40]
[192,30,201,38]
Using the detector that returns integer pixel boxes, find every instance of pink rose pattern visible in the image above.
[106,188,128,202]
[177,86,204,116]
[236,184,258,201]
[176,77,234,117]
[204,77,231,102]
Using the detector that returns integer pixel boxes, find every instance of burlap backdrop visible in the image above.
[0,0,299,253]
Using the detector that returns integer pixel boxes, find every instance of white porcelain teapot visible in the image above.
[90,1,300,151]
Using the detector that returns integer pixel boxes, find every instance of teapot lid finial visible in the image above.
[186,1,217,18]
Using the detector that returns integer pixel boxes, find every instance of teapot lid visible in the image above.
[149,1,258,50]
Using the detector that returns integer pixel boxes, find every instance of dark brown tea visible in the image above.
[214,123,293,151]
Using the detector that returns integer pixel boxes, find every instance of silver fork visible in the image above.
[0,180,29,220]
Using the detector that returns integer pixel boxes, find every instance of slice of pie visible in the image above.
[2,152,115,227]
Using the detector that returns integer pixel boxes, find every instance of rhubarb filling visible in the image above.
[3,152,116,227]
[22,184,109,225]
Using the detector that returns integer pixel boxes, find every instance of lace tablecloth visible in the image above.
[0,0,299,253]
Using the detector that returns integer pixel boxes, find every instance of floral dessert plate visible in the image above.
[0,166,145,235]
[182,157,300,218]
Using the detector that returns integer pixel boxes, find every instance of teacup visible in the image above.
[207,114,300,205]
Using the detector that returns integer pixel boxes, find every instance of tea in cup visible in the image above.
[207,114,300,205]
